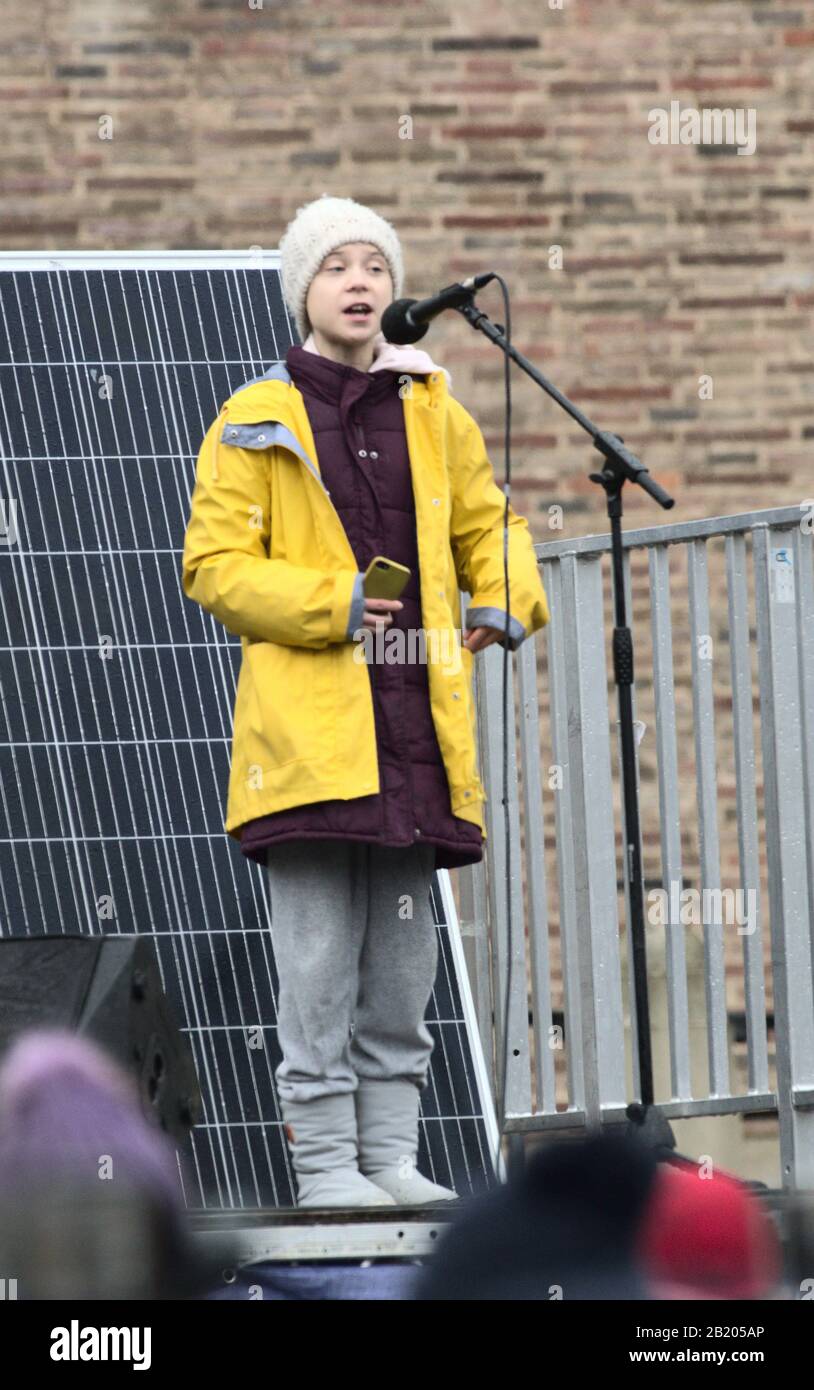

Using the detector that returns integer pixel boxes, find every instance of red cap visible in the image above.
[635,1158,783,1299]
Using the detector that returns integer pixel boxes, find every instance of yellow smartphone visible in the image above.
[363,555,411,600]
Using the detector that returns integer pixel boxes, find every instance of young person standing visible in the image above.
[182,195,550,1208]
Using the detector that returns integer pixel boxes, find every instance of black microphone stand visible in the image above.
[452,290,688,1164]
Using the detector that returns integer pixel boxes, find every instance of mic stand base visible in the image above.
[624,1100,678,1153]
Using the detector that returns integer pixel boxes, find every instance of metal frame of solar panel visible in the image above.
[0,250,504,1243]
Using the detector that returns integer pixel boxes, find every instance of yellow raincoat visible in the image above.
[181,364,550,847]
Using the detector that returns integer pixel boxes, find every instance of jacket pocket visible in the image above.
[242,639,330,769]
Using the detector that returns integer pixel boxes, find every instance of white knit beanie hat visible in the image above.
[279,193,405,343]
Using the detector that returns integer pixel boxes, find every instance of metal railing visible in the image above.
[454,505,814,1188]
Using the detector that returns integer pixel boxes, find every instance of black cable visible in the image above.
[485,274,515,1187]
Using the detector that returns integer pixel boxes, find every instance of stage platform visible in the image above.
[189,1203,468,1299]
[189,1201,465,1264]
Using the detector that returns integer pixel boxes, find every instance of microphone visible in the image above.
[381,272,496,344]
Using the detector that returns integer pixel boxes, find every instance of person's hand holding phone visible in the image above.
[362,597,403,630]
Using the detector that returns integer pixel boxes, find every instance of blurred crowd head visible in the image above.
[635,1152,785,1300]
[0,1028,221,1299]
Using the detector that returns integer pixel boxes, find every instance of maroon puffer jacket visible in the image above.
[239,344,485,872]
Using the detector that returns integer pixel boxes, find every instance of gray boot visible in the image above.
[355,1078,459,1204]
[280,1091,398,1209]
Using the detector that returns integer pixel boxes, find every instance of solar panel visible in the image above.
[0,251,502,1210]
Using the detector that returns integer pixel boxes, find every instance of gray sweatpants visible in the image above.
[266,839,439,1103]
